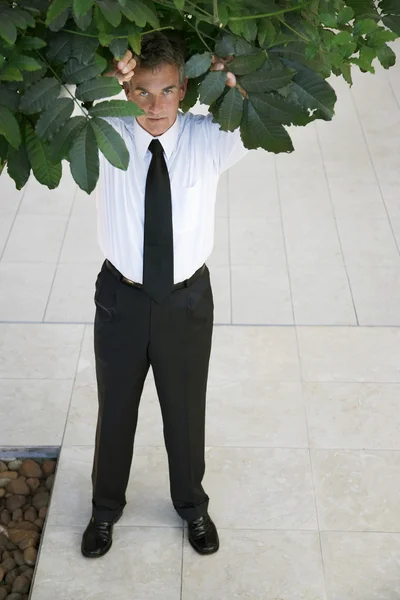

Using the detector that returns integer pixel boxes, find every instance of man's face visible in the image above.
[124,62,188,137]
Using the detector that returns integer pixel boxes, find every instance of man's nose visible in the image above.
[149,96,163,113]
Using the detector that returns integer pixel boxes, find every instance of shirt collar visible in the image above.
[132,112,181,160]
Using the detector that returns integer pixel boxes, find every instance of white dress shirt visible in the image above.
[96,109,249,283]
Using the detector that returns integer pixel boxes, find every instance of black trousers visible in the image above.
[90,259,214,522]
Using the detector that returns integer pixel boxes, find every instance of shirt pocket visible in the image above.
[171,178,202,233]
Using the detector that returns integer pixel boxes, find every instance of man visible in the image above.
[81,32,249,559]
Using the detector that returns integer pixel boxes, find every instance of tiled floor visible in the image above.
[1,41,400,600]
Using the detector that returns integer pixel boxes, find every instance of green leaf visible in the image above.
[76,76,122,101]
[173,0,185,8]
[0,84,20,111]
[35,98,75,141]
[69,120,99,193]
[0,106,21,149]
[4,7,35,30]
[340,62,353,85]
[71,35,99,63]
[248,92,308,126]
[120,0,159,28]
[48,7,70,32]
[73,5,92,29]
[49,115,87,161]
[88,99,145,117]
[240,97,293,154]
[337,6,355,24]
[0,67,23,82]
[46,0,72,25]
[62,54,107,84]
[17,37,47,51]
[199,71,227,105]
[282,60,337,121]
[353,18,377,36]
[235,37,258,57]
[239,60,296,93]
[73,0,93,18]
[46,32,73,64]
[332,31,354,46]
[367,27,398,46]
[19,78,61,115]
[229,50,267,75]
[90,117,129,169]
[258,19,276,48]
[214,33,237,58]
[218,87,244,131]
[7,141,31,189]
[25,120,62,189]
[128,32,141,55]
[180,76,200,112]
[109,38,129,59]
[376,44,396,68]
[184,52,213,78]
[8,55,43,73]
[380,0,400,14]
[0,18,17,44]
[241,19,258,43]
[0,134,8,162]
[383,15,400,36]
[97,0,121,26]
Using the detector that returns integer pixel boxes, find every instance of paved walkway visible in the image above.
[0,40,400,600]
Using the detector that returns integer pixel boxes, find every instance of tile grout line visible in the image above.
[41,181,79,323]
[274,148,296,325]
[314,121,360,327]
[349,79,400,259]
[0,180,27,263]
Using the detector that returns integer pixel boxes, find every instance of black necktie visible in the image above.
[143,139,174,303]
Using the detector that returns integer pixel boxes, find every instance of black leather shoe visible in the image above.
[81,512,122,558]
[187,513,219,555]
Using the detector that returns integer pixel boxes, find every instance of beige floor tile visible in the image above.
[0,213,14,256]
[46,445,182,528]
[284,217,343,267]
[70,187,97,218]
[0,378,72,445]
[44,262,101,322]
[312,448,400,531]
[0,262,56,321]
[215,171,228,217]
[203,447,317,530]
[230,217,286,267]
[208,265,231,324]
[209,326,300,383]
[304,382,400,450]
[30,526,182,600]
[231,265,293,324]
[18,164,77,216]
[0,323,84,378]
[205,380,308,447]
[337,218,400,268]
[0,172,24,216]
[290,264,356,325]
[297,326,400,382]
[348,265,400,325]
[182,530,326,600]
[321,531,400,600]
[59,216,104,263]
[2,214,68,262]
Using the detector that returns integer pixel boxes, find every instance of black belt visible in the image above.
[105,259,205,290]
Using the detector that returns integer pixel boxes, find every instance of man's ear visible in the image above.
[180,76,188,101]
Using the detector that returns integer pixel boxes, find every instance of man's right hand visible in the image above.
[105,50,137,84]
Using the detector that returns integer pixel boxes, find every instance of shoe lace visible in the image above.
[190,515,210,537]
[94,519,112,541]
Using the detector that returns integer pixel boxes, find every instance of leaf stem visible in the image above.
[213,0,219,24]
[277,17,310,43]
[228,1,311,22]
[35,50,87,118]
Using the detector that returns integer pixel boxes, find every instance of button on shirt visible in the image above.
[96,109,249,283]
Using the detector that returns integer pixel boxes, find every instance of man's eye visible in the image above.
[140,91,148,97]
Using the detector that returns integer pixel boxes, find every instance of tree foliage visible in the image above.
[0,0,398,192]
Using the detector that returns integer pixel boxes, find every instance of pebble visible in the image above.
[0,565,3,583]
[41,460,56,477]
[12,550,25,566]
[25,478,40,493]
[23,507,37,524]
[0,587,7,600]
[32,492,49,510]
[7,594,23,600]
[0,557,16,573]
[6,495,26,513]
[38,507,47,519]
[12,574,31,594]
[19,460,42,479]
[7,461,22,471]
[7,478,30,496]
[0,462,7,473]
[23,547,37,566]
[12,509,23,522]
[45,474,55,491]
[0,489,5,498]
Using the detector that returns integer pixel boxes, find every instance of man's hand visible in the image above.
[105,50,137,83]
[210,55,237,88]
